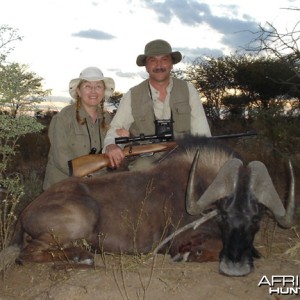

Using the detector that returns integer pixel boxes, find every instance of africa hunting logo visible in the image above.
[258,275,299,295]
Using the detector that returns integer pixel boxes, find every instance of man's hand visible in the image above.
[105,128,129,168]
[105,144,125,168]
[116,128,130,137]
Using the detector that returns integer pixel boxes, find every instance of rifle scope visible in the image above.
[115,133,173,144]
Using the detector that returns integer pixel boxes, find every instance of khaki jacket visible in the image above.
[129,78,191,137]
[43,104,111,190]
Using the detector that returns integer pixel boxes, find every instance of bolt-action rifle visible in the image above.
[68,131,257,177]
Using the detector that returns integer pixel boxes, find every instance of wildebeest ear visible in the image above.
[186,156,243,215]
[248,160,296,228]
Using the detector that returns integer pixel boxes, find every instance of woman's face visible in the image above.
[77,80,105,108]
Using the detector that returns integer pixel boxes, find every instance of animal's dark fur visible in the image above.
[7,135,293,276]
[10,136,233,263]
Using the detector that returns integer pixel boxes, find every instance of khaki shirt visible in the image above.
[43,104,111,190]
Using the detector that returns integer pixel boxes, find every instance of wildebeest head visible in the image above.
[186,150,295,276]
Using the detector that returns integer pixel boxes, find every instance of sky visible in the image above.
[1,0,299,110]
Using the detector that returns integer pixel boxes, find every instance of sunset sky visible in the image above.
[1,0,299,110]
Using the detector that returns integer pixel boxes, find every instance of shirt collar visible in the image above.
[148,78,173,97]
[77,105,101,122]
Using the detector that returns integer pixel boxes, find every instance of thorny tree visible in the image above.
[246,8,300,88]
[0,25,22,63]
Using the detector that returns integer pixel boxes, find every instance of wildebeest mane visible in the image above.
[164,134,242,174]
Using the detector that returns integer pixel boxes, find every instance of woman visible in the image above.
[43,67,115,190]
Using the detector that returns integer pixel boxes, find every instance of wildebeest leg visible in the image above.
[47,247,94,266]
[171,234,223,263]
[17,233,94,265]
[185,238,223,262]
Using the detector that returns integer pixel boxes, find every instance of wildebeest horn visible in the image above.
[248,160,295,228]
[186,149,243,215]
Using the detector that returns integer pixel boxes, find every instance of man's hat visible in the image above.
[136,39,182,66]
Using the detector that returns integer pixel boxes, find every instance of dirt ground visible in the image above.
[0,218,299,300]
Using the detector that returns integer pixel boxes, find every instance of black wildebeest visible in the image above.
[0,135,295,276]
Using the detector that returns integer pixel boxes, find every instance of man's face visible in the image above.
[145,54,173,83]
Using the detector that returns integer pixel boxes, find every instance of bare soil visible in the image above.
[0,218,299,300]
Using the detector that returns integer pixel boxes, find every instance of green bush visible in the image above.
[0,114,43,250]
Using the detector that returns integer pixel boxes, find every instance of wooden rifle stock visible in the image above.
[68,141,177,177]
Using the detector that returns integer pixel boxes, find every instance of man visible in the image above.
[104,39,211,169]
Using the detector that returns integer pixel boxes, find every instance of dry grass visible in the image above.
[282,239,300,264]
[255,211,300,265]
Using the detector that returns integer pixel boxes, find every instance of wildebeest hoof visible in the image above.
[77,258,94,265]
[73,255,94,266]
[172,252,190,262]
[15,258,24,266]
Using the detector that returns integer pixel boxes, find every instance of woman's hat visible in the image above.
[136,39,182,67]
[69,67,115,99]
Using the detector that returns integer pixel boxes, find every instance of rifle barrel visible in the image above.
[115,131,257,144]
[211,131,257,140]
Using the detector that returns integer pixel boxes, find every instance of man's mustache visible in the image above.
[153,68,166,73]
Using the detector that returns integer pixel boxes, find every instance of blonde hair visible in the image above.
[75,80,107,129]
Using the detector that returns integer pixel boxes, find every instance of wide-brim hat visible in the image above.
[136,39,182,67]
[69,67,115,100]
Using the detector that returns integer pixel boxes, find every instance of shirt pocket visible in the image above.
[173,104,191,133]
[71,126,89,156]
